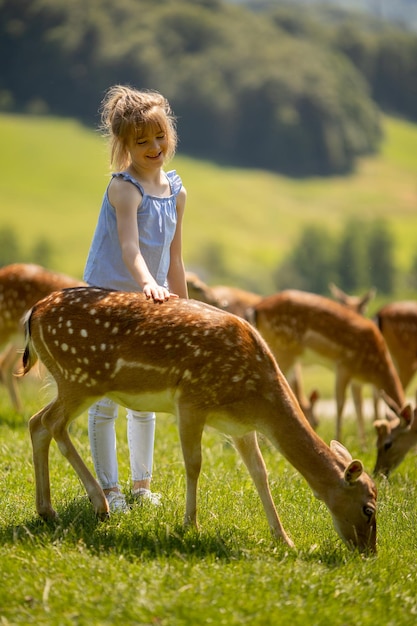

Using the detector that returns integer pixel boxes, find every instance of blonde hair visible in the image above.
[99,85,178,171]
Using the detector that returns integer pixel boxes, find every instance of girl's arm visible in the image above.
[167,186,188,299]
[110,178,171,302]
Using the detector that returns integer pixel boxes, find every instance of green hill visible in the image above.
[0,112,416,296]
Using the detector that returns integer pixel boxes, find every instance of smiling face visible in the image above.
[105,88,178,171]
[128,123,169,171]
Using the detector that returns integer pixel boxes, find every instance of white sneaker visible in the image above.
[132,488,162,506]
[106,490,129,513]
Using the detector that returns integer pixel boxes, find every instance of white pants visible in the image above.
[88,397,156,490]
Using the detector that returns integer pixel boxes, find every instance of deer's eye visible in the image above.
[363,506,375,522]
[384,441,393,452]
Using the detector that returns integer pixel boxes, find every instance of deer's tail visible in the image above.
[17,308,39,377]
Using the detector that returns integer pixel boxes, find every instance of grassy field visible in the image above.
[0,113,417,295]
[0,379,417,626]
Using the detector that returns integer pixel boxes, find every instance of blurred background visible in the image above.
[1,0,416,301]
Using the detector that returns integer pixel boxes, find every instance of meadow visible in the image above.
[1,112,417,624]
[1,378,417,626]
[1,112,417,296]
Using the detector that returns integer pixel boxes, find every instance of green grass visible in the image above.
[1,380,417,625]
[1,113,417,294]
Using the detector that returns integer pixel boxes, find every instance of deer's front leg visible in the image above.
[29,405,57,520]
[351,382,367,449]
[233,431,295,548]
[335,366,350,442]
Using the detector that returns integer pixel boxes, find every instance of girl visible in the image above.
[84,85,188,512]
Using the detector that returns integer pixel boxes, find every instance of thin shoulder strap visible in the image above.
[112,172,145,195]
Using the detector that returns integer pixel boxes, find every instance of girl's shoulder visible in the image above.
[111,171,145,194]
[108,172,143,208]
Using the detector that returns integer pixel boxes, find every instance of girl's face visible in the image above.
[128,125,168,171]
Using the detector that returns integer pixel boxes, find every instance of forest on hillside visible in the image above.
[237,0,417,32]
[1,0,416,176]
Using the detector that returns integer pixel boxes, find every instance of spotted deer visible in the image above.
[0,263,84,411]
[329,283,378,440]
[328,283,376,317]
[373,399,417,476]
[20,287,377,553]
[186,272,262,317]
[374,301,417,393]
[186,273,320,427]
[250,289,408,445]
[371,301,417,476]
[330,286,417,471]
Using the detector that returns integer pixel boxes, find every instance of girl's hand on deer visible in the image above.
[143,283,174,303]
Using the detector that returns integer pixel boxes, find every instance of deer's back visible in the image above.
[28,287,280,409]
[0,263,83,344]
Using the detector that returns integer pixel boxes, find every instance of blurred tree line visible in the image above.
[0,226,53,268]
[3,217,417,297]
[0,0,416,177]
[274,218,417,296]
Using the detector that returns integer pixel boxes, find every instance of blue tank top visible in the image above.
[84,170,182,291]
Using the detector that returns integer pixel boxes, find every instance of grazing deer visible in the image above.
[331,285,417,422]
[374,301,417,392]
[186,273,320,427]
[186,272,262,317]
[0,263,84,411]
[328,283,376,317]
[372,392,417,476]
[20,287,377,553]
[329,283,378,437]
[371,300,417,475]
[250,289,407,444]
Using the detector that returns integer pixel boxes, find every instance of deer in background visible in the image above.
[249,289,408,446]
[374,300,417,394]
[329,283,378,439]
[330,284,417,399]
[20,287,377,553]
[186,271,262,317]
[373,398,417,476]
[186,272,320,428]
[371,301,417,476]
[0,263,84,411]
[330,285,417,472]
[328,283,376,317]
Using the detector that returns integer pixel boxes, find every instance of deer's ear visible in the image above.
[330,440,352,463]
[373,419,393,446]
[399,404,413,427]
[309,389,320,404]
[344,460,364,484]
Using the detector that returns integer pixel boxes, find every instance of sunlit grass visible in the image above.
[1,380,417,625]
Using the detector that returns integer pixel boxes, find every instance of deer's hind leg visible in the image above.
[0,343,21,412]
[29,401,57,520]
[177,405,205,529]
[233,431,295,548]
[32,397,109,520]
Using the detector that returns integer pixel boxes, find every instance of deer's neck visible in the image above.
[261,393,341,501]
